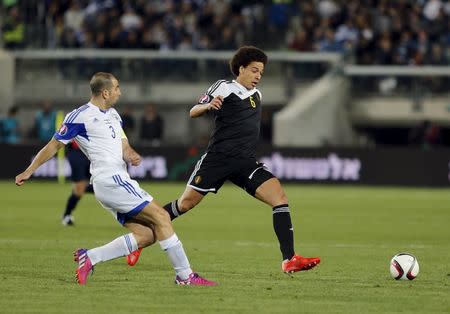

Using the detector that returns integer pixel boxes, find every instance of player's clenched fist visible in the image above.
[129,153,142,166]
[208,96,223,111]
[15,171,31,186]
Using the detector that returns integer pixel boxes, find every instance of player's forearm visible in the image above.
[190,104,209,118]
[24,138,62,174]
[122,139,132,160]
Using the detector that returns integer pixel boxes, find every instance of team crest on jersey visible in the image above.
[58,124,68,136]
[198,94,212,104]
[194,175,202,184]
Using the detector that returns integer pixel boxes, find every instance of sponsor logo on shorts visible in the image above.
[194,175,202,184]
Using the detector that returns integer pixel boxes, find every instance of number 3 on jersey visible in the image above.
[109,125,116,138]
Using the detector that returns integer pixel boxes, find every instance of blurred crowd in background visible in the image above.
[0,0,449,147]
[0,101,166,146]
[1,0,449,65]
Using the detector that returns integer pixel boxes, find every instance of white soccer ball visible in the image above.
[390,253,419,280]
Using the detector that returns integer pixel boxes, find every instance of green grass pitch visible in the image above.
[1,181,449,313]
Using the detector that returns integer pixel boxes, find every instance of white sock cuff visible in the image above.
[124,233,139,254]
[159,233,180,251]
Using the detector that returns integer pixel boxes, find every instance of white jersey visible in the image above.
[54,102,153,225]
[54,102,127,179]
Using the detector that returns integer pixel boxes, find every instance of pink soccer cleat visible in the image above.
[175,273,218,286]
[282,255,321,273]
[127,248,143,266]
[74,248,94,285]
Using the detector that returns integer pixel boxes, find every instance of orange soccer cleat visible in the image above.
[126,248,143,266]
[281,255,321,273]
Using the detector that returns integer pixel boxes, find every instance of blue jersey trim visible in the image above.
[113,175,142,198]
[113,175,132,194]
[116,200,149,225]
[66,105,89,123]
[54,123,89,141]
[124,234,133,253]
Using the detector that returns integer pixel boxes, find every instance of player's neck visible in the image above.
[90,97,109,111]
[235,78,252,91]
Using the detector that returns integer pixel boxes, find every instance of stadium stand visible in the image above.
[1,0,448,64]
[0,0,449,146]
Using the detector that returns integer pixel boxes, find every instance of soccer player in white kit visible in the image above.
[15,72,216,286]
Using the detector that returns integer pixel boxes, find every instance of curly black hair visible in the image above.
[229,46,268,77]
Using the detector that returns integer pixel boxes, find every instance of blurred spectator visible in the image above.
[316,28,343,52]
[289,29,313,52]
[1,5,24,49]
[395,31,415,64]
[408,120,443,149]
[120,105,135,137]
[317,0,339,18]
[334,19,358,51]
[63,0,85,33]
[60,27,80,48]
[375,35,394,65]
[120,5,142,31]
[269,0,292,32]
[32,101,56,142]
[2,0,449,66]
[428,43,447,65]
[215,26,236,50]
[140,104,164,146]
[0,106,20,144]
[423,0,443,21]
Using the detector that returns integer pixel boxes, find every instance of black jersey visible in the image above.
[197,79,262,158]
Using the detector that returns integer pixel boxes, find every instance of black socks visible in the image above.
[272,204,295,261]
[64,193,80,216]
[163,200,183,220]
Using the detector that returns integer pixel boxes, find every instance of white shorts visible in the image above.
[93,173,153,225]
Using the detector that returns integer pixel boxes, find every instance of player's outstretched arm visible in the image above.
[190,96,223,118]
[122,138,141,166]
[15,138,64,186]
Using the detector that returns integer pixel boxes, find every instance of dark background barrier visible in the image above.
[1,144,449,187]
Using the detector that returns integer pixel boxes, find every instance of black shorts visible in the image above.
[187,152,274,196]
[67,149,90,182]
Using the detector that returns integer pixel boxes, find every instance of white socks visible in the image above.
[159,233,192,280]
[87,233,138,265]
[85,232,192,280]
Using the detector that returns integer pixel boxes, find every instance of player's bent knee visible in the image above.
[271,192,288,206]
[152,207,172,228]
[279,193,288,204]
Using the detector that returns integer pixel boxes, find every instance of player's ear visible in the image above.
[239,66,245,75]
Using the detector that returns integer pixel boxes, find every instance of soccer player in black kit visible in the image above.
[135,46,321,273]
[61,141,94,226]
